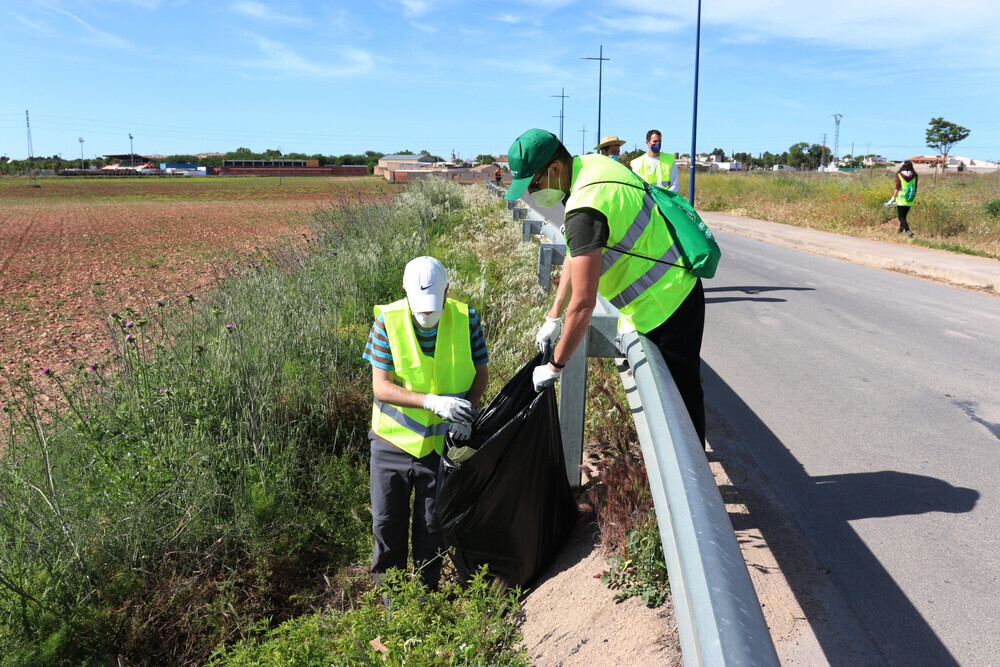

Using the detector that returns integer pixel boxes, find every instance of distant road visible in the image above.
[702,229,1000,665]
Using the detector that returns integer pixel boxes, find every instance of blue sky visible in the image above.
[2,0,998,162]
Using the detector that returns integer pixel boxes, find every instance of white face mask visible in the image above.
[412,310,443,329]
[532,167,565,208]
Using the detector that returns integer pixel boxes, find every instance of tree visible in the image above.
[926,117,970,176]
[475,154,495,165]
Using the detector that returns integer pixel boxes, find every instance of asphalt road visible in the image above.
[701,228,1000,665]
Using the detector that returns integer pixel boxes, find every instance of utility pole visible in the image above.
[821,133,827,171]
[550,88,568,144]
[579,126,587,155]
[25,110,34,160]
[831,114,843,167]
[79,137,85,169]
[580,46,609,143]
[129,133,134,167]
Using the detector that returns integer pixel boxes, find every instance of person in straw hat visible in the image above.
[594,135,626,161]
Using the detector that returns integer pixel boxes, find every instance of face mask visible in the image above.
[412,310,442,329]
[650,142,661,154]
[610,155,620,161]
[532,167,565,208]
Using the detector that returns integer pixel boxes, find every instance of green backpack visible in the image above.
[644,184,721,279]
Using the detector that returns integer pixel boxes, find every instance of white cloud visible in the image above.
[583,14,684,35]
[613,0,1000,55]
[231,1,308,26]
[239,35,375,77]
[36,1,135,51]
[410,21,437,33]
[397,0,430,18]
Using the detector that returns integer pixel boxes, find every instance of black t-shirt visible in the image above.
[564,207,610,257]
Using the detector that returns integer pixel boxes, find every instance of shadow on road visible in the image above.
[704,285,815,304]
[703,361,978,667]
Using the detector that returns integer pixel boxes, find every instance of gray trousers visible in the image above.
[369,431,443,590]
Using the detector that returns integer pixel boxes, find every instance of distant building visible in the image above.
[219,159,367,176]
[375,154,435,180]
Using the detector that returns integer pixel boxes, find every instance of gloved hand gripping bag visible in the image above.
[436,353,578,588]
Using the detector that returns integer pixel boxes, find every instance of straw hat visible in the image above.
[593,135,627,151]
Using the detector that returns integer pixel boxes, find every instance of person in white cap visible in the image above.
[594,135,626,162]
[363,256,489,591]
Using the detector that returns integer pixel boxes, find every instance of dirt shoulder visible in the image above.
[517,519,681,666]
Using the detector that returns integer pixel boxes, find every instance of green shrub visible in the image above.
[210,567,529,666]
[984,198,1000,218]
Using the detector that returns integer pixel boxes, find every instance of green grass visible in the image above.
[0,179,545,664]
[686,170,1000,259]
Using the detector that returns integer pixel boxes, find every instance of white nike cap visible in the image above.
[403,256,448,312]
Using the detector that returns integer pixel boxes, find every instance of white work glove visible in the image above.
[532,363,562,392]
[423,394,475,423]
[883,198,895,207]
[536,317,562,352]
[448,422,472,441]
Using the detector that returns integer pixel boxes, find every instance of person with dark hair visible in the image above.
[506,129,707,445]
[892,160,918,237]
[630,129,678,192]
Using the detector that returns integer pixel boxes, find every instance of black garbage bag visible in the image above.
[436,353,578,588]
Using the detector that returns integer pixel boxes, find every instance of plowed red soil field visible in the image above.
[0,176,393,381]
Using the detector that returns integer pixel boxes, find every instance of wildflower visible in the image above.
[186,293,195,303]
[333,251,338,256]
[125,333,133,343]
[125,321,134,329]
[225,324,234,330]
[83,415,88,420]
[42,367,51,376]
[157,300,165,307]
[338,233,343,238]
[88,364,97,372]
[160,388,169,394]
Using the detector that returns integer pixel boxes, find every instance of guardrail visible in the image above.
[485,180,779,666]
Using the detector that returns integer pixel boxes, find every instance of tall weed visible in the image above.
[0,180,460,663]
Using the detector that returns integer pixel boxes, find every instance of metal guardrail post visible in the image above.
[557,312,619,487]
[536,243,565,292]
[521,218,542,242]
[511,207,527,221]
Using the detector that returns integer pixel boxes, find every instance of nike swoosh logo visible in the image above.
[420,283,433,290]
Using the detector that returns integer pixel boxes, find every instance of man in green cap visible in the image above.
[506,128,706,445]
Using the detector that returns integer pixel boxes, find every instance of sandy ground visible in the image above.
[518,518,682,666]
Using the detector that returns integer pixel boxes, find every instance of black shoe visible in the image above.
[907,231,914,238]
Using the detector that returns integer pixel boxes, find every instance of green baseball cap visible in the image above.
[505,129,560,201]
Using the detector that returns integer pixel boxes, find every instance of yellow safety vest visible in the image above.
[565,155,697,334]
[896,174,917,206]
[630,152,676,188]
[371,298,476,458]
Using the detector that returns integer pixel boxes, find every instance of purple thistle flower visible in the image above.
[88,364,97,372]
[124,333,133,343]
[125,321,134,328]
[83,415,88,420]
[333,251,338,256]
[225,324,234,330]
[160,388,169,394]
[157,300,164,307]
[338,233,343,238]
[42,367,51,376]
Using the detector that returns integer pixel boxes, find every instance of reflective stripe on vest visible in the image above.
[565,155,696,334]
[630,152,675,187]
[371,298,475,457]
[598,190,684,309]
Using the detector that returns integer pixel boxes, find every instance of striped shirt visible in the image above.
[363,308,489,371]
